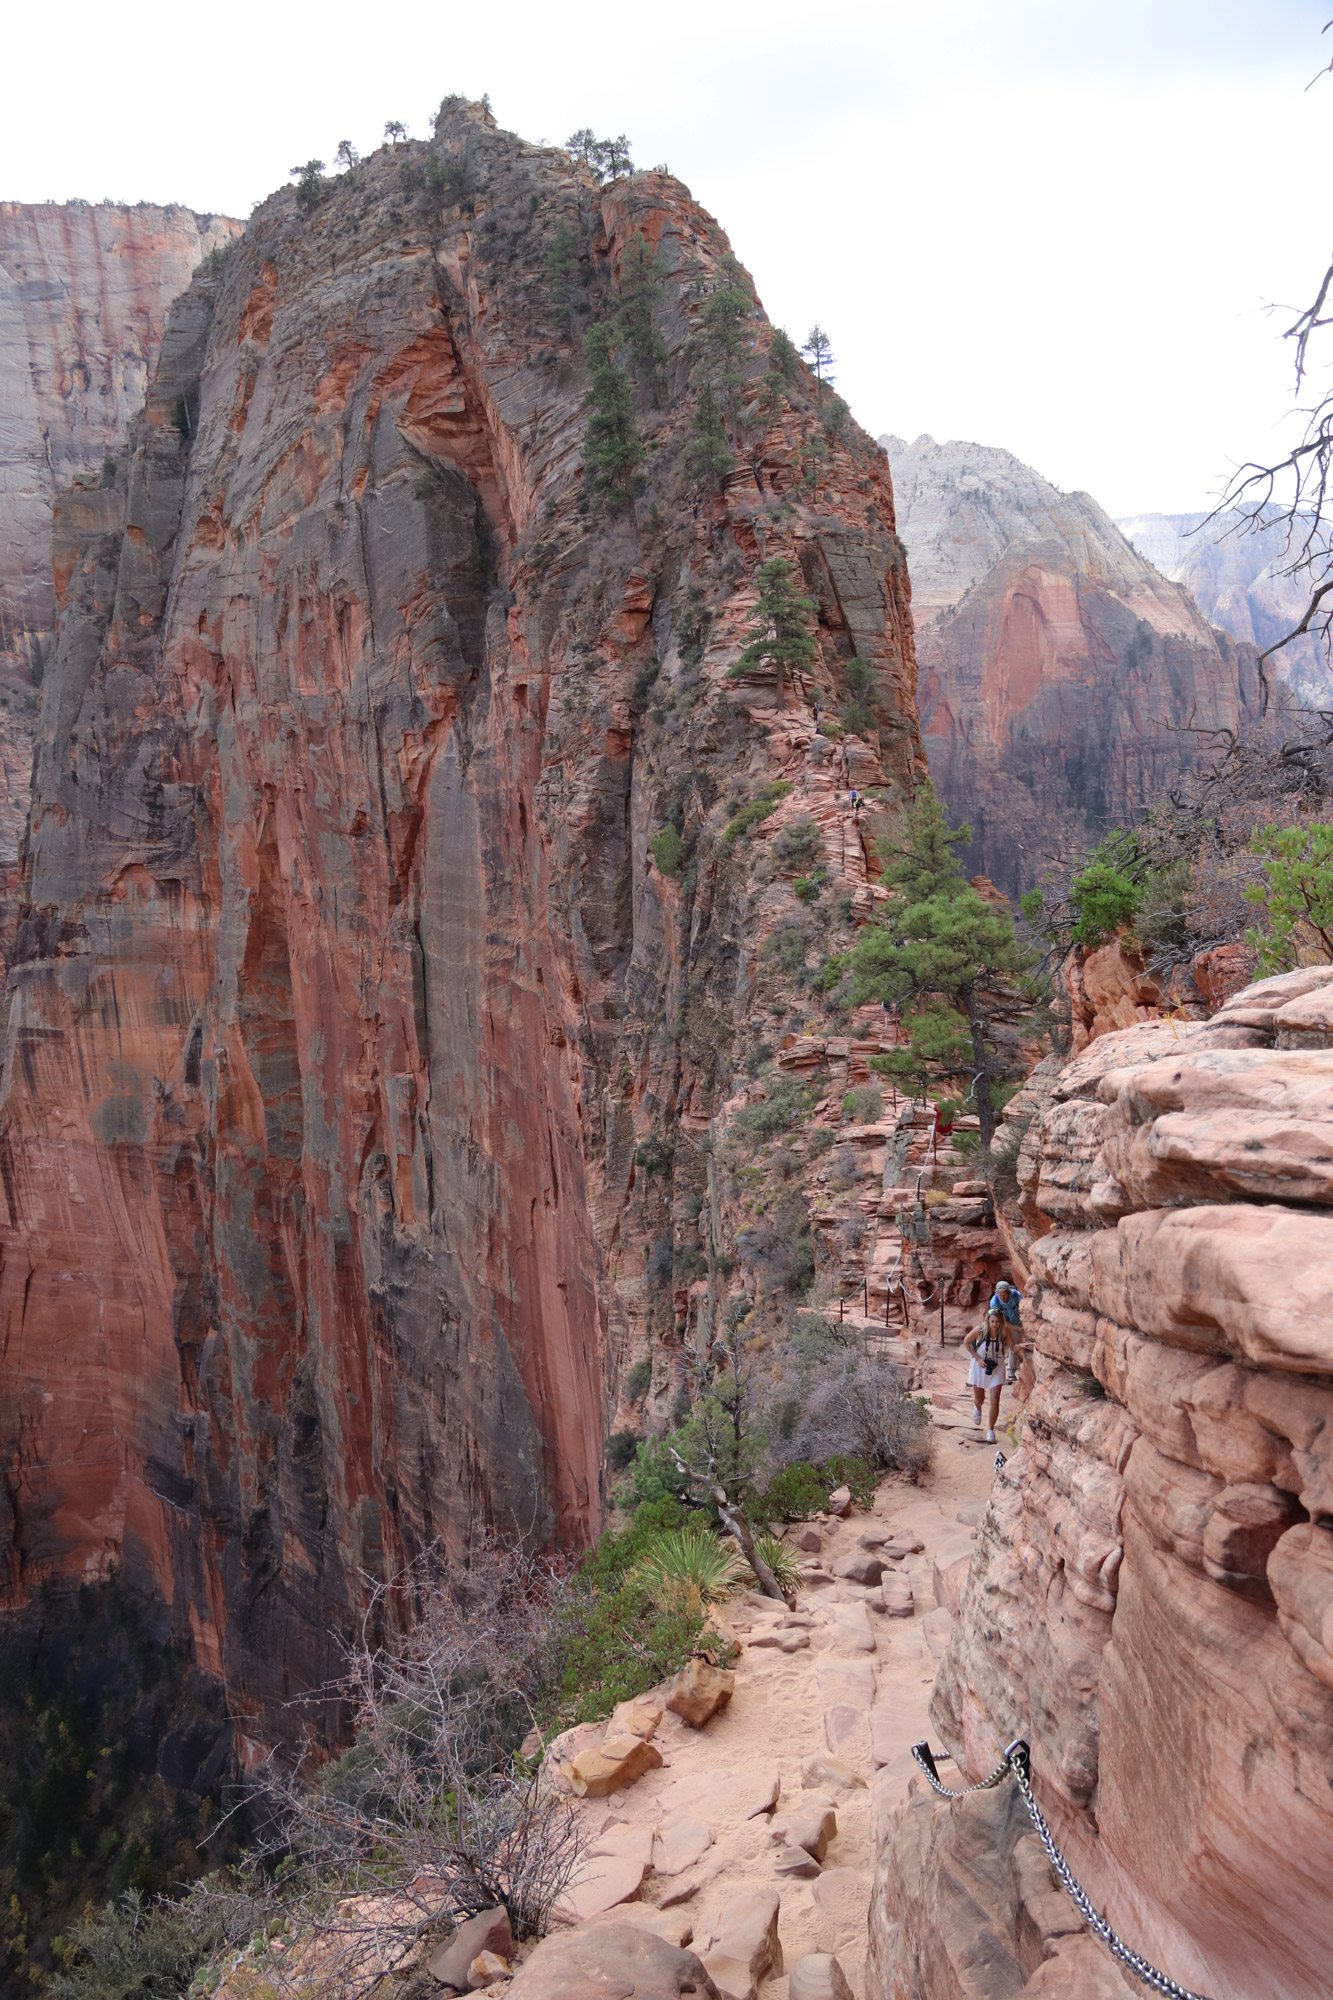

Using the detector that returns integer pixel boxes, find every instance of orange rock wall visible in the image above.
[0,112,923,1745]
[0,201,242,678]
[886,437,1263,897]
[875,973,1333,2000]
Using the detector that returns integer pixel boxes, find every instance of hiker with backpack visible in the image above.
[964,1306,1024,1443]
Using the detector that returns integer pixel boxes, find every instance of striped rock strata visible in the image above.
[872,965,1333,2000]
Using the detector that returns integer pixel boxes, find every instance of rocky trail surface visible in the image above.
[499,1415,1002,2000]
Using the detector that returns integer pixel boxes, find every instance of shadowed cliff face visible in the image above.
[882,435,1263,897]
[0,202,242,679]
[0,108,922,1748]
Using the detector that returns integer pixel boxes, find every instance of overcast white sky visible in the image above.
[4,0,1328,515]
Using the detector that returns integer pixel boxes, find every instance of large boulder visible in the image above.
[506,1923,722,1998]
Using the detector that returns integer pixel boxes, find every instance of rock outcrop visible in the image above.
[0,201,241,678]
[1118,506,1333,709]
[874,967,1333,2000]
[882,435,1262,896]
[0,108,922,1748]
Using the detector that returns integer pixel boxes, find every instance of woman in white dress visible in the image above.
[963,1306,1024,1443]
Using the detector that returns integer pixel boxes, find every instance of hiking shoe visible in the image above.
[986,1428,997,1443]
[971,1406,982,1426]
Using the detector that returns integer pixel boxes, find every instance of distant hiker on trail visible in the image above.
[991,1278,1023,1381]
[964,1306,1023,1443]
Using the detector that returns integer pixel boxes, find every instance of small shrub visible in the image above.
[632,1525,747,1606]
[774,818,824,871]
[759,1461,826,1520]
[751,1533,804,1596]
[840,698,876,738]
[651,824,685,877]
[605,1430,639,1472]
[1068,857,1141,948]
[793,871,826,904]
[821,1452,879,1508]
[634,1137,673,1174]
[645,1235,675,1287]
[842,1083,885,1123]
[624,1359,653,1403]
[723,781,794,842]
[546,1505,704,1728]
[762,923,809,975]
[733,1075,808,1140]
[49,1884,270,2000]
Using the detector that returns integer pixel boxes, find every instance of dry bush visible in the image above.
[234,1542,586,1997]
[784,1356,932,1480]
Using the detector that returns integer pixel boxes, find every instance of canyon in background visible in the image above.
[0,111,1329,2000]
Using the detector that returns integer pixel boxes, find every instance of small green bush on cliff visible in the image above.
[1245,822,1333,970]
[723,780,794,841]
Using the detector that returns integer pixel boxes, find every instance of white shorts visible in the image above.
[968,1358,1004,1390]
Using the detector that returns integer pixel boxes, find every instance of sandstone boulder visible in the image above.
[827,1485,853,1516]
[506,1924,722,1999]
[652,1813,713,1877]
[467,1950,509,1986]
[788,1953,854,2000]
[428,1908,512,1990]
[564,1731,663,1798]
[701,1887,783,2000]
[832,1548,886,1584]
[665,1659,735,1728]
[770,1802,837,1860]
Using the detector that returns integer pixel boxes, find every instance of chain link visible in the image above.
[910,1740,1213,2000]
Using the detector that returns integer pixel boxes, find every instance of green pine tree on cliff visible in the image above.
[726,556,819,703]
[616,233,668,403]
[583,324,643,504]
[849,784,1032,1152]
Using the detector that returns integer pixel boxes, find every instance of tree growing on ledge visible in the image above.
[726,556,820,704]
[848,784,1032,1151]
[616,233,667,402]
[582,324,643,504]
[290,160,326,213]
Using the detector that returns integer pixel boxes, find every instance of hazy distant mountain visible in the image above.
[882,434,1261,896]
[1115,508,1331,707]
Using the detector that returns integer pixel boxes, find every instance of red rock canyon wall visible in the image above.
[0,108,923,1749]
[874,969,1333,2000]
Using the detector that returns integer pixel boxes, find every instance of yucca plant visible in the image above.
[631,1525,748,1608]
[751,1533,803,1599]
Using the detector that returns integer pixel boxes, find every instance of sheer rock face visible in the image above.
[0,201,242,678]
[0,111,922,1746]
[881,435,1262,897]
[873,968,1333,2000]
[1118,507,1333,709]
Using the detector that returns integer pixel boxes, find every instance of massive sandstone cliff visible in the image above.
[0,106,922,1749]
[0,201,241,679]
[882,435,1262,896]
[1118,505,1333,708]
[873,967,1333,2000]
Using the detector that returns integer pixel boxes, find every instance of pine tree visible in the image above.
[546,222,582,335]
[290,160,326,214]
[684,384,733,488]
[727,556,819,703]
[582,324,643,504]
[848,785,1033,1151]
[616,233,667,402]
[803,324,835,405]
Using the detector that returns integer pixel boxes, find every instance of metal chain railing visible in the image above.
[910,1740,1214,2000]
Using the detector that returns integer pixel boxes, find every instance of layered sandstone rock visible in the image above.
[1119,506,1332,709]
[882,435,1262,896]
[0,201,241,677]
[0,108,922,1745]
[874,967,1333,2000]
